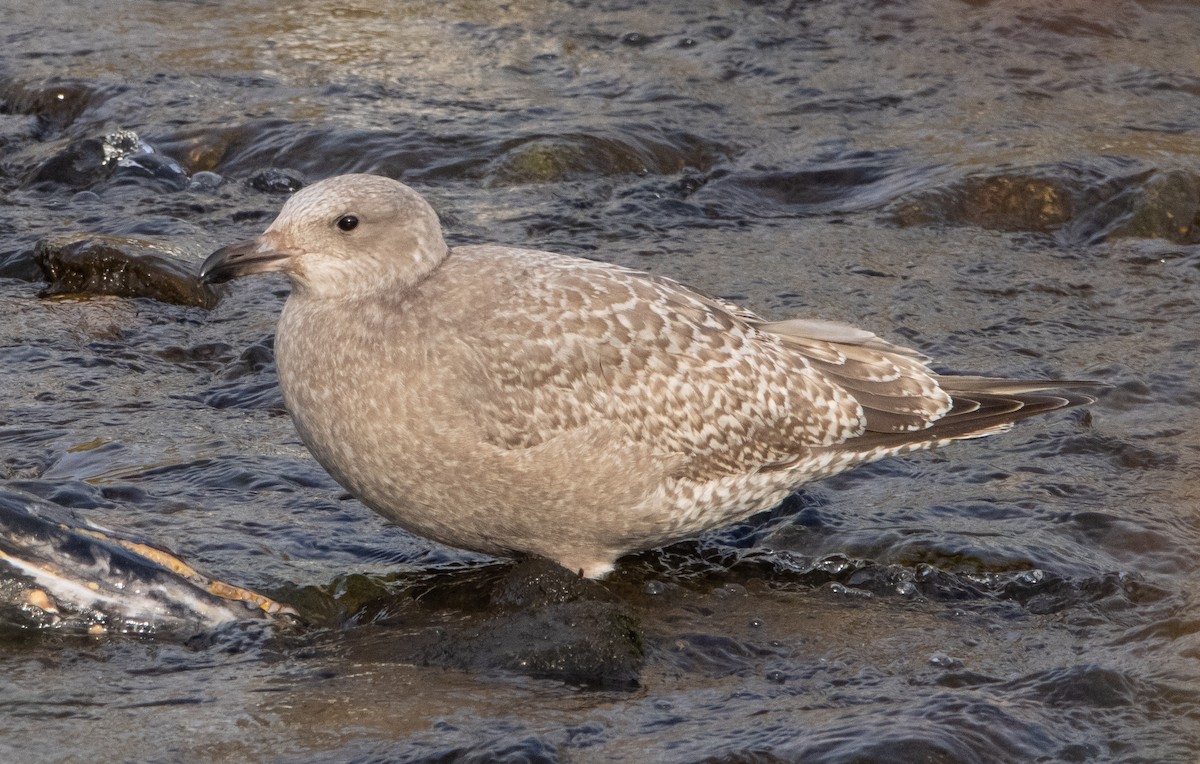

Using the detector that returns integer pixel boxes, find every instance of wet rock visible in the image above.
[488,555,618,609]
[247,168,305,194]
[1106,170,1200,243]
[0,78,117,135]
[34,234,218,308]
[310,558,646,688]
[155,124,254,174]
[414,598,644,688]
[188,170,224,192]
[24,129,149,189]
[893,173,1075,232]
[486,136,637,185]
[484,132,724,186]
[895,167,1200,244]
[412,559,644,688]
[111,151,190,191]
[25,135,113,188]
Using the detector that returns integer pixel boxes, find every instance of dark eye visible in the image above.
[336,214,359,232]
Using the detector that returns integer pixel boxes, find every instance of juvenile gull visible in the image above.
[200,174,1099,579]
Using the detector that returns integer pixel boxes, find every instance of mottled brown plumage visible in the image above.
[200,174,1099,578]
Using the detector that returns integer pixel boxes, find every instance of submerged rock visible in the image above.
[892,167,1200,244]
[483,132,725,186]
[418,557,644,688]
[426,596,644,688]
[112,151,190,191]
[24,129,148,189]
[0,77,118,135]
[301,558,646,688]
[1106,170,1200,244]
[893,173,1074,233]
[34,234,218,308]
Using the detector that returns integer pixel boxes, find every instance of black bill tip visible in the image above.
[199,239,289,284]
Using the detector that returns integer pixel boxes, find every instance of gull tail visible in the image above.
[837,378,1102,460]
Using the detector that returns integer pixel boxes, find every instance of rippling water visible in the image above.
[2,0,1200,761]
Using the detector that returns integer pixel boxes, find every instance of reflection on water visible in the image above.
[2,0,1200,760]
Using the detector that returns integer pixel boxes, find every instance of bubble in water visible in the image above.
[929,652,965,669]
[815,555,851,575]
[713,583,746,598]
[827,582,873,599]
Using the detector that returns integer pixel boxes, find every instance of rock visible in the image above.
[486,136,621,185]
[296,558,646,688]
[24,129,148,189]
[24,135,113,188]
[112,151,190,191]
[247,168,305,194]
[34,234,218,308]
[154,123,262,174]
[410,559,644,688]
[488,555,619,610]
[428,598,644,688]
[0,78,117,135]
[893,174,1075,233]
[188,171,224,192]
[483,132,724,186]
[1107,170,1200,244]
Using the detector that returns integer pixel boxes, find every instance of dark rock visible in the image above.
[25,136,111,188]
[424,598,644,689]
[306,558,645,688]
[111,151,190,191]
[24,129,148,189]
[0,78,118,134]
[409,559,643,688]
[159,131,230,173]
[34,234,218,308]
[188,171,224,192]
[1106,170,1200,243]
[488,555,619,610]
[247,168,305,194]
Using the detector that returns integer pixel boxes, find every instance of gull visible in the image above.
[200,174,1098,578]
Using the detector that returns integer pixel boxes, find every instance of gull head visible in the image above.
[200,174,449,299]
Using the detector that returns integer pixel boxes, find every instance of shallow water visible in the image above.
[2,0,1200,761]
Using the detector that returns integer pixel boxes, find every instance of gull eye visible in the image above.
[336,214,359,232]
